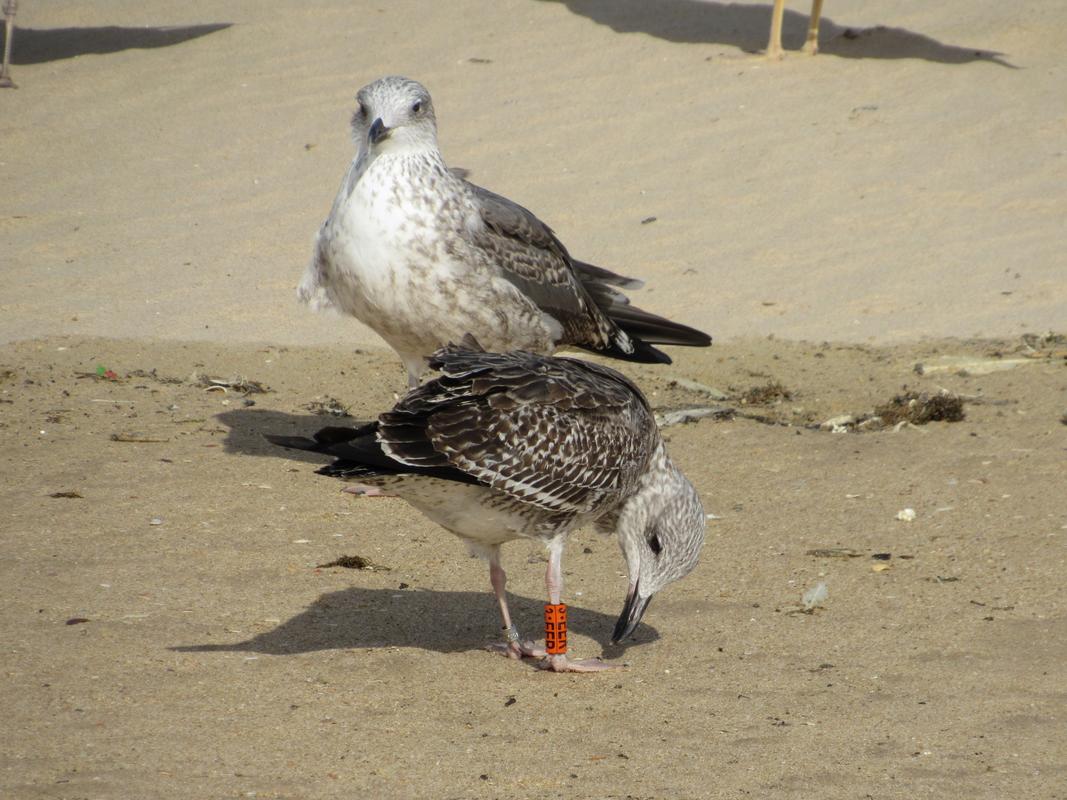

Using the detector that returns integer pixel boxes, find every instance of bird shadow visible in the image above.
[215,407,369,464]
[538,0,1015,66]
[4,23,232,65]
[171,585,657,659]
[204,408,658,661]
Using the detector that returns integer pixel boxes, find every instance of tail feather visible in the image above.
[265,423,480,486]
[574,261,712,356]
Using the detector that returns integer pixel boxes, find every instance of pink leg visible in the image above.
[485,550,545,660]
[539,540,620,673]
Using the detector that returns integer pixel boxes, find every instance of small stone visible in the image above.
[819,414,855,431]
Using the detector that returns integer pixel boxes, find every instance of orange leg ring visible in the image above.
[545,603,568,655]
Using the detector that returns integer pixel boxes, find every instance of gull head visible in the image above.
[352,76,438,155]
[612,461,706,644]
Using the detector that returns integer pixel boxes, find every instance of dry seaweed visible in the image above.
[874,392,965,425]
[316,555,390,571]
[739,381,793,405]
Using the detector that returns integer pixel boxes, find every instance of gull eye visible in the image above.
[412,100,423,114]
[355,102,365,118]
[649,534,663,555]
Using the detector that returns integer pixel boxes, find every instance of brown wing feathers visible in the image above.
[377,347,655,515]
[464,181,711,362]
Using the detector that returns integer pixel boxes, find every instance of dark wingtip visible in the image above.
[609,306,713,349]
[576,338,674,365]
[632,340,674,365]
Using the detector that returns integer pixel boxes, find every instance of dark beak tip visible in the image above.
[612,591,652,644]
[369,117,389,144]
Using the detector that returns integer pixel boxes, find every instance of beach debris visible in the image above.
[871,563,892,573]
[195,374,270,395]
[305,396,352,417]
[819,414,855,432]
[871,553,892,561]
[66,617,90,625]
[667,377,729,401]
[655,406,734,428]
[1019,331,1067,359]
[913,355,1033,376]
[640,216,657,225]
[805,547,862,559]
[149,517,164,526]
[49,490,83,499]
[801,582,828,612]
[126,368,183,385]
[874,392,964,425]
[75,365,120,381]
[896,508,917,522]
[316,554,391,571]
[110,432,170,443]
[739,381,792,405]
[817,391,965,433]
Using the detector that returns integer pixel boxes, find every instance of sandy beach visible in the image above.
[2,1,1065,798]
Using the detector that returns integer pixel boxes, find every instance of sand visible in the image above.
[2,1,1066,798]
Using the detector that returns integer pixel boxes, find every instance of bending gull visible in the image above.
[268,341,706,672]
[299,75,711,387]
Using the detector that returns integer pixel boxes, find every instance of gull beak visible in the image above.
[368,117,390,145]
[611,580,652,644]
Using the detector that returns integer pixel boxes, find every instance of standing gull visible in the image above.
[268,341,706,672]
[299,75,711,388]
